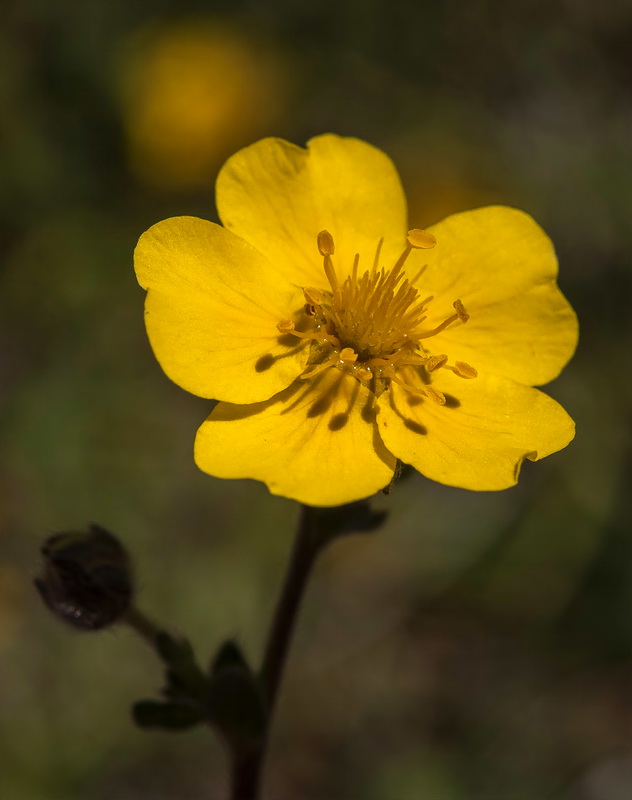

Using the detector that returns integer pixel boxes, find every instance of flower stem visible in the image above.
[123,606,162,647]
[231,504,324,800]
[260,505,321,708]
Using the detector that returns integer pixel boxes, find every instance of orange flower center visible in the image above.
[277,229,477,403]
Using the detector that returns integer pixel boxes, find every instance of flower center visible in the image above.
[277,229,477,404]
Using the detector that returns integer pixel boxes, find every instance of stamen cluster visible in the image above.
[277,229,477,403]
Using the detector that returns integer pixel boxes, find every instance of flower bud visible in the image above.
[35,524,133,631]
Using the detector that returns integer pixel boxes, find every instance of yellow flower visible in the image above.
[134,135,578,507]
[118,20,287,190]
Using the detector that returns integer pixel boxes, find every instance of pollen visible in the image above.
[278,229,477,399]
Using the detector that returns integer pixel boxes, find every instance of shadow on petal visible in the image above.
[307,389,335,418]
[255,342,306,372]
[443,393,461,409]
[255,354,275,372]
[329,412,349,431]
[404,419,427,435]
[385,387,428,435]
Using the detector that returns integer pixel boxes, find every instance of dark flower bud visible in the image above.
[35,523,133,631]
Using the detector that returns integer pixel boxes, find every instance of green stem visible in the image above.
[231,505,324,800]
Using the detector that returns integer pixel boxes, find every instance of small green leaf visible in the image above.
[210,639,249,675]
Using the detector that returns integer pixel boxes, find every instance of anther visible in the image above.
[426,354,448,371]
[317,231,339,292]
[277,319,295,334]
[453,361,478,379]
[304,287,323,305]
[425,386,446,405]
[339,347,358,363]
[317,230,335,256]
[407,229,437,249]
[453,299,469,323]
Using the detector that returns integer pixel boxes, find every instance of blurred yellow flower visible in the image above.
[135,135,578,506]
[118,21,287,190]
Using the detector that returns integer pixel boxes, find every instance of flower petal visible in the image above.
[376,369,575,491]
[195,369,396,506]
[216,134,408,289]
[408,206,578,386]
[135,216,308,403]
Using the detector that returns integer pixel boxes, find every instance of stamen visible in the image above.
[407,228,437,249]
[453,299,469,323]
[453,361,478,379]
[387,373,427,396]
[417,299,470,340]
[372,239,383,272]
[417,314,460,339]
[324,258,339,293]
[276,226,475,397]
[277,319,295,334]
[351,253,359,284]
[300,355,339,380]
[410,266,428,285]
[426,354,448,371]
[387,372,446,405]
[339,347,358,363]
[278,318,340,348]
[289,329,321,340]
[317,230,335,256]
[425,386,446,405]
[317,230,340,295]
[389,354,428,368]
[391,243,414,274]
[304,287,323,306]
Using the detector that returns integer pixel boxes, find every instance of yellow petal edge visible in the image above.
[194,369,396,506]
[377,370,575,491]
[216,134,409,288]
[408,205,579,387]
[134,216,308,404]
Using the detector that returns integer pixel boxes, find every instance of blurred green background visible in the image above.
[1,0,631,798]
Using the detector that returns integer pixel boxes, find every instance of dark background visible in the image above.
[1,0,631,798]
